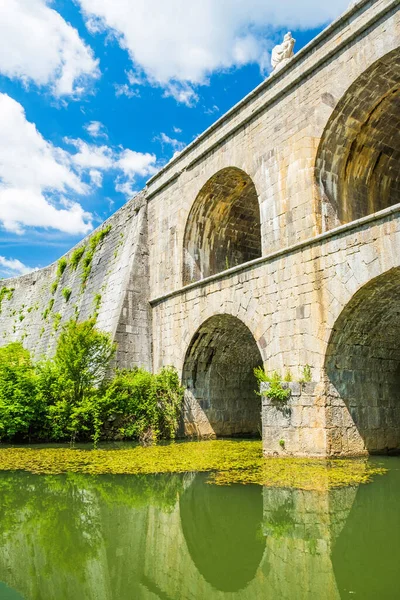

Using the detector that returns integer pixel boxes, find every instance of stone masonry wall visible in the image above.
[0,192,151,370]
[261,382,326,457]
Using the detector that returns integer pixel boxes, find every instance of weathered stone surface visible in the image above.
[0,0,399,455]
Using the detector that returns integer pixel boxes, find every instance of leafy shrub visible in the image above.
[81,225,111,288]
[299,364,312,383]
[62,288,72,302]
[0,319,183,445]
[0,287,14,314]
[50,280,59,295]
[99,366,183,443]
[70,246,86,270]
[0,343,43,441]
[54,319,116,405]
[254,367,291,403]
[57,258,68,278]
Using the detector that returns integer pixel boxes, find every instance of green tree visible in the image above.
[54,319,116,405]
[0,343,42,440]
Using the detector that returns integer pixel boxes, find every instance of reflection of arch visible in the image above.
[182,314,263,437]
[182,168,262,285]
[179,474,265,592]
[325,268,400,454]
[333,464,400,598]
[316,48,400,230]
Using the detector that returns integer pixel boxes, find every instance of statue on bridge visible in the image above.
[271,32,296,72]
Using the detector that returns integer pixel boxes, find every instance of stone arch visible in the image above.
[182,314,263,437]
[324,267,400,455]
[182,167,262,285]
[315,48,400,231]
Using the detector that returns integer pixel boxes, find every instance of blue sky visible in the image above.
[0,0,350,278]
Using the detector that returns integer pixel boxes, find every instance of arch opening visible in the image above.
[325,268,400,454]
[182,168,262,286]
[182,314,263,437]
[316,48,400,230]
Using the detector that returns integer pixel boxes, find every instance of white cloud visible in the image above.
[163,82,199,107]
[0,0,99,97]
[65,138,115,170]
[115,149,158,198]
[117,150,158,179]
[77,0,349,103]
[205,104,219,116]
[114,83,140,98]
[115,180,138,199]
[158,133,186,153]
[0,94,161,231]
[0,255,35,276]
[0,93,93,235]
[89,169,103,187]
[85,121,108,139]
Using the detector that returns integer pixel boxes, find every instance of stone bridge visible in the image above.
[0,0,399,456]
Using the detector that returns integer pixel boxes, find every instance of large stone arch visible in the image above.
[315,48,400,231]
[324,267,400,455]
[182,314,263,437]
[182,167,262,285]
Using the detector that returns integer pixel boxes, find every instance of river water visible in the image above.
[0,457,399,599]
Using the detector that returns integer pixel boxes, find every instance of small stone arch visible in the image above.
[182,314,263,437]
[315,48,400,231]
[182,167,262,285]
[324,267,400,455]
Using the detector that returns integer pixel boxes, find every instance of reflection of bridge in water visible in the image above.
[0,468,399,599]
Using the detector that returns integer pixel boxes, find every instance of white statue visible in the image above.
[271,32,296,72]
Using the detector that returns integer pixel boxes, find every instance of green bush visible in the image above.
[70,246,86,270]
[254,367,291,403]
[0,343,43,441]
[0,319,183,445]
[57,258,68,278]
[99,366,184,443]
[62,288,72,302]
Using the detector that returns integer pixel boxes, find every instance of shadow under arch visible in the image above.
[315,47,400,231]
[179,473,266,593]
[182,167,262,285]
[182,314,263,437]
[325,267,400,454]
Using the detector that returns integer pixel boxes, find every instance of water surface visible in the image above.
[0,457,399,599]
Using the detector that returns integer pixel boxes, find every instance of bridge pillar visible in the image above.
[261,382,328,457]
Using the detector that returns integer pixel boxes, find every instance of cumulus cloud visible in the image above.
[0,0,99,97]
[0,93,92,235]
[157,133,186,153]
[115,150,158,198]
[64,138,115,170]
[77,0,349,103]
[0,93,159,234]
[0,256,35,277]
[85,121,108,139]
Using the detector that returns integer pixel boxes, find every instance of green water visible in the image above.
[0,458,399,599]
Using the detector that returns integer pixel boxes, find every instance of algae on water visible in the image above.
[0,440,386,490]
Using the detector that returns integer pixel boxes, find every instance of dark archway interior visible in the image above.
[179,474,265,592]
[325,268,400,454]
[182,314,263,437]
[316,48,400,230]
[182,168,262,285]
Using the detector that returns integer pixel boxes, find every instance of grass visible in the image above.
[0,440,386,490]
